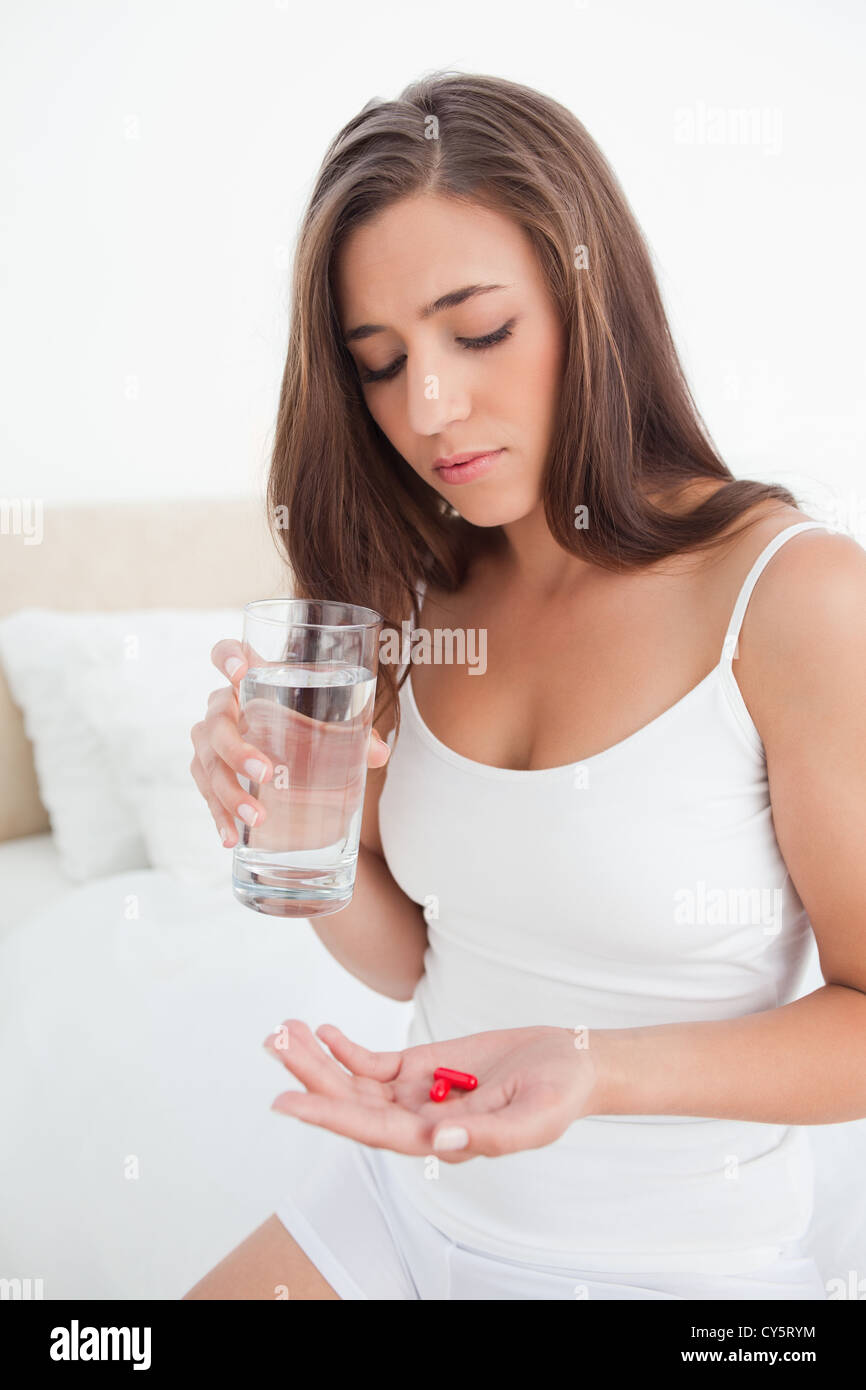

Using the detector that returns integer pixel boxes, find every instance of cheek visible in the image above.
[502,338,560,427]
[364,396,419,472]
[362,392,398,440]
[376,398,410,449]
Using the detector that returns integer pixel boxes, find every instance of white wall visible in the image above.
[2,0,863,536]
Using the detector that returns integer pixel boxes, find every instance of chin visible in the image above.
[451,492,539,528]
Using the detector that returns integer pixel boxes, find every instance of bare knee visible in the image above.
[182,1214,342,1300]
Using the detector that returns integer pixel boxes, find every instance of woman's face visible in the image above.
[335,192,566,528]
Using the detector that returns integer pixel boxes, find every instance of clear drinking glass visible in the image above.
[231,598,383,918]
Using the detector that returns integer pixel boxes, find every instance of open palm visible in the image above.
[264,1018,598,1162]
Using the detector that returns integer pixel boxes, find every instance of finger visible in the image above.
[264,1019,369,1100]
[190,730,268,829]
[204,702,273,786]
[432,1087,564,1161]
[367,731,391,768]
[313,1024,403,1083]
[211,639,248,688]
[188,751,238,846]
[270,1089,429,1155]
[205,683,238,716]
[205,752,269,824]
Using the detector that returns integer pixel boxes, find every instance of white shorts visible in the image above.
[272,1122,827,1301]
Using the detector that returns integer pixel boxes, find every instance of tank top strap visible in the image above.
[720,520,830,668]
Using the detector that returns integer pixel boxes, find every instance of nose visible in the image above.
[404,354,472,440]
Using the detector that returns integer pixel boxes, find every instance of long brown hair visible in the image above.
[267,70,800,738]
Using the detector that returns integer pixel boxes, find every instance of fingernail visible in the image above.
[237,803,258,826]
[243,758,268,781]
[433,1126,469,1151]
[220,826,233,845]
[225,657,243,678]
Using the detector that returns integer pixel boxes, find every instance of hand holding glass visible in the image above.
[232,599,382,918]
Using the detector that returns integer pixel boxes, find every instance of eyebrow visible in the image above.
[342,283,511,344]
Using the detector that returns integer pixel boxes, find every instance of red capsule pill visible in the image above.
[430,1077,451,1102]
[433,1067,477,1091]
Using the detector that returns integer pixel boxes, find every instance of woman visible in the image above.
[184,72,866,1300]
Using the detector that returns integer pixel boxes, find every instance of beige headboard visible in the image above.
[0,497,290,844]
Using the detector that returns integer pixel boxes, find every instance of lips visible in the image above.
[433,449,504,485]
[434,450,500,470]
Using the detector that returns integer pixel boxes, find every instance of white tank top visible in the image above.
[377,520,828,1275]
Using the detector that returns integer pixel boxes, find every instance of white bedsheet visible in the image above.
[0,852,863,1299]
[0,862,413,1298]
[0,831,75,941]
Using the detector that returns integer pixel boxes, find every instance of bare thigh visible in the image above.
[181,1214,341,1301]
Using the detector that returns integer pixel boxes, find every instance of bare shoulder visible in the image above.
[697,498,848,592]
[733,508,866,747]
[740,509,866,631]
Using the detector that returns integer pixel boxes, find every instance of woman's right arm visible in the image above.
[189,639,428,1002]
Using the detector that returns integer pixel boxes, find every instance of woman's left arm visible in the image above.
[590,530,866,1127]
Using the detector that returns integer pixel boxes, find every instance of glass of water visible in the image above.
[231,598,382,918]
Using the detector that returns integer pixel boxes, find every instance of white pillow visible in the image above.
[66,609,243,890]
[0,608,242,885]
[0,610,148,880]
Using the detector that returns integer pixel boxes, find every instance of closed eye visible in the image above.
[358,319,516,385]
